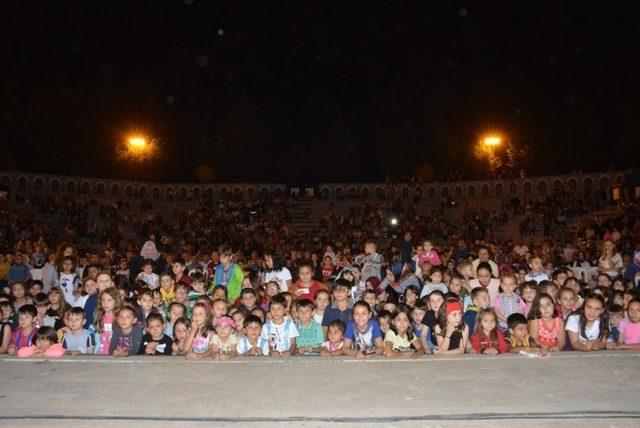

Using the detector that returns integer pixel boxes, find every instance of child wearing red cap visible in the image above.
[434,300,468,355]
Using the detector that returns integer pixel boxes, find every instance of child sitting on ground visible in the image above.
[109,306,144,357]
[139,313,173,356]
[464,288,490,333]
[62,307,95,355]
[470,308,508,355]
[343,301,384,358]
[237,315,269,356]
[505,313,547,356]
[8,304,38,356]
[261,294,298,357]
[210,316,238,360]
[492,273,524,331]
[384,304,424,358]
[528,293,566,352]
[294,299,324,355]
[17,326,65,358]
[617,298,640,350]
[320,320,345,358]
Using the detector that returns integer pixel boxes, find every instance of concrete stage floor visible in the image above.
[1,351,638,427]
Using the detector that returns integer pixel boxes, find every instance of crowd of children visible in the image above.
[1,234,639,360]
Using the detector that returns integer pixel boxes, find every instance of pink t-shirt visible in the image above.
[96,313,115,355]
[618,318,640,345]
[418,251,441,266]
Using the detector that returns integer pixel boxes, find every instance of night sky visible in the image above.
[2,2,638,183]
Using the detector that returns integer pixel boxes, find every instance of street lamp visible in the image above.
[121,134,157,162]
[128,136,147,150]
[483,136,502,148]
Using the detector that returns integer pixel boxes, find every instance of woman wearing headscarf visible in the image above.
[129,240,167,282]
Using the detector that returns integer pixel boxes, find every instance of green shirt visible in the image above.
[295,320,324,349]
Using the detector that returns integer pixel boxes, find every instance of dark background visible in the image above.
[1,1,638,183]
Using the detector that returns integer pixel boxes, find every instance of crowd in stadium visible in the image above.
[1,183,639,359]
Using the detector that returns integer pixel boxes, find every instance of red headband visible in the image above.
[445,301,463,317]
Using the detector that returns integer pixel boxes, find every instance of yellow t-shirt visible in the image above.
[384,330,412,352]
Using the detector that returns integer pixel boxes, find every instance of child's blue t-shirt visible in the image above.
[344,319,382,350]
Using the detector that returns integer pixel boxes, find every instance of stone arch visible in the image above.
[34,177,44,191]
[247,187,256,200]
[495,183,503,196]
[0,174,10,185]
[509,182,517,195]
[125,184,134,197]
[111,183,119,196]
[401,187,409,199]
[151,187,160,199]
[193,187,201,199]
[428,187,436,200]
[388,187,396,198]
[599,176,610,189]
[51,179,60,192]
[259,187,269,197]
[538,181,547,194]
[376,187,385,200]
[362,187,371,199]
[524,181,532,194]
[18,176,28,191]
[568,178,578,191]
[233,187,243,199]
[455,186,462,198]
[138,186,148,197]
[95,182,105,195]
[220,187,229,199]
[615,174,624,185]
[274,187,284,198]
[584,177,593,194]
[81,181,91,194]
[66,180,76,193]
[178,187,187,200]
[441,186,450,198]
[553,179,562,190]
[467,185,475,198]
[205,187,214,199]
[482,184,489,197]
[166,187,175,200]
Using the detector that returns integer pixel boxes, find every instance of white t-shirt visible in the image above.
[265,268,292,292]
[260,319,299,353]
[237,335,270,356]
[313,312,324,326]
[469,278,501,302]
[598,253,623,278]
[565,314,601,344]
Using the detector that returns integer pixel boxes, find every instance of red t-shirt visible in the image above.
[290,280,327,303]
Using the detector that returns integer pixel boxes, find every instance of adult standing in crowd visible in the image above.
[129,240,167,282]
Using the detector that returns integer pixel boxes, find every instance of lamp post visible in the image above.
[119,133,158,181]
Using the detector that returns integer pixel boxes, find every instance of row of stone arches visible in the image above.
[0,173,625,201]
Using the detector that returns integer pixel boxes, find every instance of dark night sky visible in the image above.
[1,1,639,183]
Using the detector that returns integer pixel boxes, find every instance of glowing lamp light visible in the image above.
[390,217,399,226]
[120,133,158,162]
[483,136,502,147]
[128,137,147,149]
